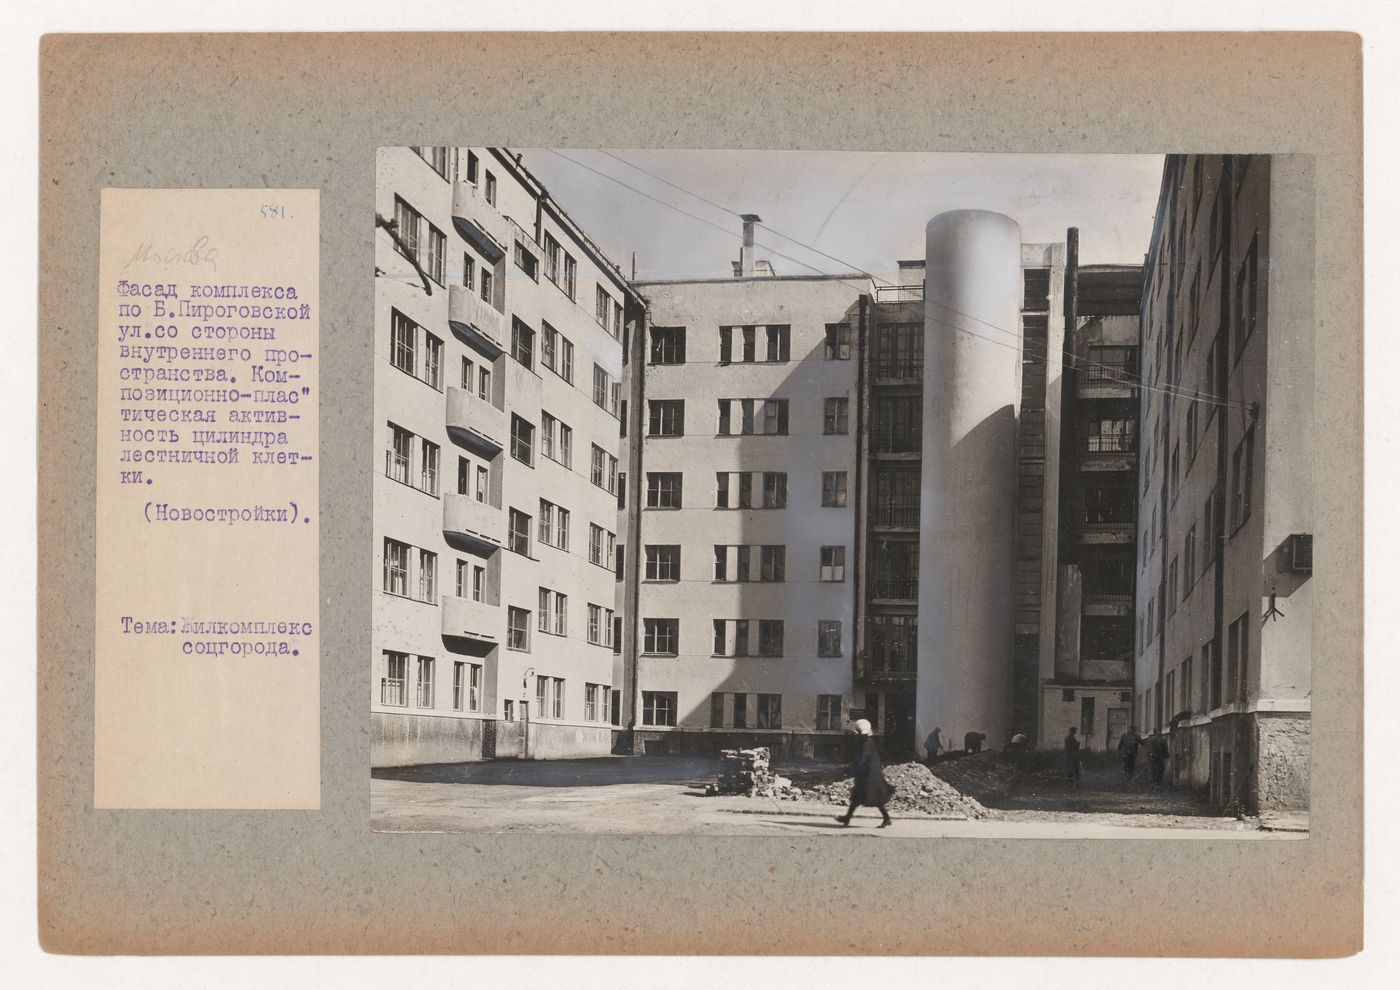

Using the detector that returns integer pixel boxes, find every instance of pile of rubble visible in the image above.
[792,762,989,819]
[705,747,796,798]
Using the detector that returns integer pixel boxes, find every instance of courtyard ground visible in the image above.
[370,753,1307,838]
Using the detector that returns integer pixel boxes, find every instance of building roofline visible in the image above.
[633,272,873,287]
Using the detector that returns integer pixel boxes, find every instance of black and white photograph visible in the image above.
[370,147,1313,838]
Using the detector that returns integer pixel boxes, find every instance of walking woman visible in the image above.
[837,719,894,828]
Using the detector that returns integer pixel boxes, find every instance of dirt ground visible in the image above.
[371,753,1305,836]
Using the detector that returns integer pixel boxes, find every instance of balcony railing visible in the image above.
[1079,358,1138,389]
[446,385,506,459]
[444,492,504,556]
[381,677,406,707]
[859,653,918,680]
[873,429,921,454]
[1084,435,1137,456]
[448,283,505,358]
[441,594,499,646]
[872,500,921,528]
[871,577,919,600]
[873,357,924,381]
[1080,520,1134,538]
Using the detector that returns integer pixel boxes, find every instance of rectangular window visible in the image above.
[562,253,577,300]
[510,414,534,466]
[763,399,789,435]
[648,399,685,437]
[1235,235,1260,358]
[465,150,478,184]
[818,620,842,658]
[823,397,850,435]
[540,412,557,463]
[472,565,486,603]
[424,222,446,286]
[824,323,851,360]
[757,620,784,657]
[508,508,531,556]
[416,656,435,709]
[542,232,560,284]
[644,618,679,656]
[382,651,408,706]
[511,318,535,369]
[585,683,601,722]
[713,619,750,657]
[874,322,924,380]
[645,545,681,581]
[480,268,493,304]
[587,604,603,646]
[476,465,489,503]
[817,694,842,731]
[820,546,846,582]
[1181,655,1194,712]
[710,693,725,729]
[761,472,787,509]
[478,366,492,402]
[536,675,547,717]
[557,423,573,468]
[646,472,683,509]
[450,661,465,712]
[383,538,409,596]
[765,325,791,362]
[484,171,496,205]
[596,285,611,327]
[393,195,422,265]
[387,423,412,484]
[507,607,530,651]
[593,364,609,408]
[1183,526,1197,590]
[550,678,563,719]
[559,337,574,383]
[462,253,475,290]
[1231,427,1255,531]
[390,309,416,376]
[757,694,782,730]
[650,326,686,365]
[1168,556,1178,615]
[733,693,748,729]
[821,471,848,508]
[873,395,922,452]
[541,322,559,375]
[418,549,436,602]
[642,691,678,727]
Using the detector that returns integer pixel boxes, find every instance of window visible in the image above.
[818,620,842,658]
[511,318,535,369]
[715,472,758,509]
[644,619,679,656]
[508,508,531,556]
[873,395,922,452]
[1185,401,1199,464]
[710,693,725,729]
[419,439,439,495]
[472,565,486,603]
[717,398,787,436]
[765,325,791,362]
[453,661,481,713]
[645,545,681,581]
[562,253,577,300]
[416,657,435,709]
[642,691,678,727]
[586,683,606,722]
[392,196,423,267]
[415,146,454,180]
[387,423,412,484]
[825,323,851,360]
[587,604,604,646]
[591,445,618,493]
[510,414,534,466]
[484,171,496,205]
[713,619,751,657]
[476,465,490,504]
[557,423,573,468]
[507,606,530,651]
[424,223,446,286]
[1170,443,1180,498]
[823,397,849,435]
[465,151,479,184]
[875,322,924,380]
[478,365,492,402]
[538,499,568,550]
[480,268,493,304]
[535,675,547,717]
[542,232,561,284]
[503,699,514,722]
[541,326,572,383]
[761,472,787,509]
[595,285,612,327]
[418,549,437,602]
[592,364,609,408]
[763,399,789,435]
[383,538,409,596]
[1202,488,1217,565]
[588,524,616,567]
[650,326,686,365]
[462,254,475,290]
[1183,526,1197,590]
[821,471,848,508]
[757,620,784,657]
[552,677,565,719]
[538,588,567,636]
[1230,427,1255,531]
[817,695,842,731]
[713,545,748,583]
[541,322,559,375]
[757,694,782,730]
[381,651,407,706]
[460,355,475,391]
[390,309,416,377]
[1181,655,1194,712]
[455,559,470,598]
[820,546,846,582]
[540,412,557,462]
[648,400,685,437]
[759,545,786,583]
[559,338,574,384]
[1167,556,1178,615]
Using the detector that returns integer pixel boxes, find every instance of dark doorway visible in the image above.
[883,691,916,759]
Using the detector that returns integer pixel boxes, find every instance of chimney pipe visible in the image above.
[739,214,762,277]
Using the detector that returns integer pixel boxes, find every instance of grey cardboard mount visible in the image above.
[37,33,1362,956]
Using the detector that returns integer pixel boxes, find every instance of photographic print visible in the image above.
[371,147,1312,838]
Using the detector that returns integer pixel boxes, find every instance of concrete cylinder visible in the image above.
[917,210,1022,752]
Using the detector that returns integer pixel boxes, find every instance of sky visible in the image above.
[521,150,1166,286]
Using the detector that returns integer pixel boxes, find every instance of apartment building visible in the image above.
[372,147,640,766]
[1040,258,1142,750]
[1136,155,1312,812]
[619,222,872,757]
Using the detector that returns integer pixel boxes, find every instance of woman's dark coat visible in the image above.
[849,735,893,806]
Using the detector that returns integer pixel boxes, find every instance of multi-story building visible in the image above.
[1136,155,1312,812]
[1040,256,1142,750]
[617,218,873,758]
[372,147,641,766]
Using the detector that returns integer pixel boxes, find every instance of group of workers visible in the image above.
[1064,724,1171,785]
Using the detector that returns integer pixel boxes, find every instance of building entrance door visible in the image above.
[1106,706,1128,752]
[882,692,916,759]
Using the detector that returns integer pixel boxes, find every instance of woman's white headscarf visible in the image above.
[853,719,873,735]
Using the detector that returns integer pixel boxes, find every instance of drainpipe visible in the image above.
[621,301,648,753]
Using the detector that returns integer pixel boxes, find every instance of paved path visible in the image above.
[371,756,1302,839]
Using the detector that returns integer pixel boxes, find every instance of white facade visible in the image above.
[372,147,633,766]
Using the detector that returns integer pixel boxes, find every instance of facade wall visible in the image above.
[622,275,869,751]
[372,147,631,766]
[1136,154,1312,812]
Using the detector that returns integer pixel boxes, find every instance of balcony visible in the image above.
[1081,434,1137,471]
[451,179,508,263]
[1083,593,1133,617]
[443,491,504,556]
[856,653,918,684]
[446,385,505,459]
[441,594,499,654]
[1077,359,1138,399]
[871,500,921,529]
[870,577,919,602]
[448,283,505,359]
[1079,521,1135,544]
